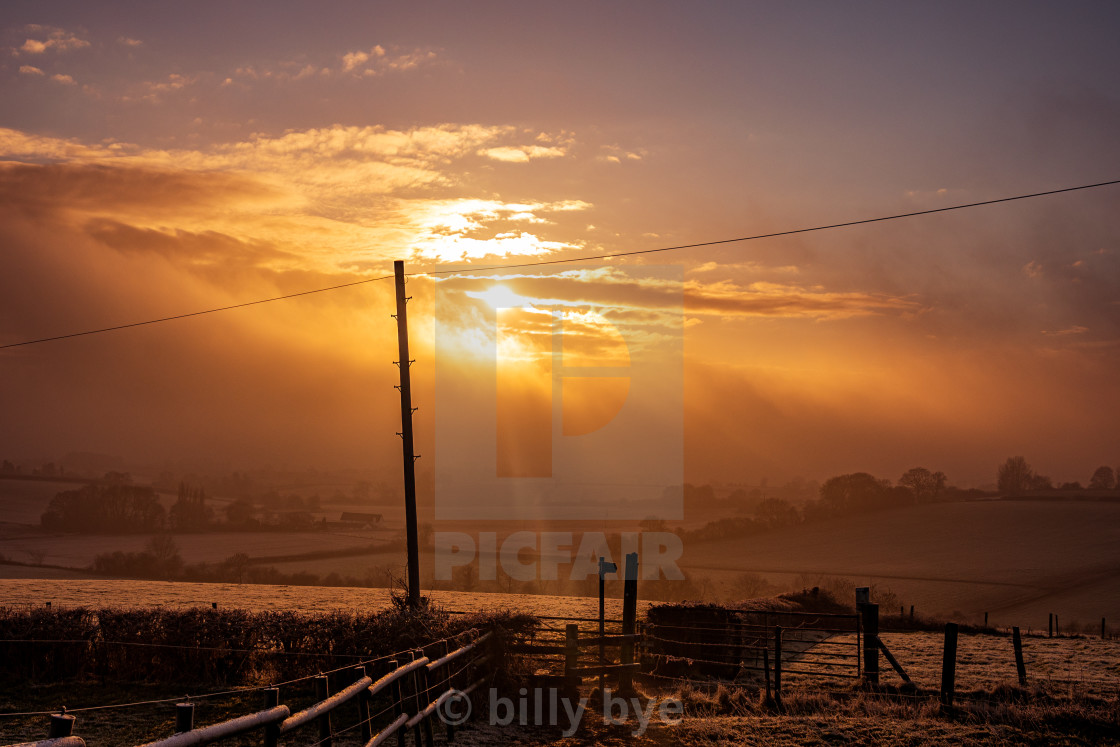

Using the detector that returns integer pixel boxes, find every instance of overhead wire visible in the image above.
[1,177,1118,351]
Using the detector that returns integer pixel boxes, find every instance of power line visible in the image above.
[426,178,1120,275]
[0,274,393,350]
[2,178,1118,351]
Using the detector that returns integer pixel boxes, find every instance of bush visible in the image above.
[0,604,533,687]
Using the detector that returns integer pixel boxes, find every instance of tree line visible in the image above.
[38,474,335,533]
[664,466,966,544]
[997,457,1119,494]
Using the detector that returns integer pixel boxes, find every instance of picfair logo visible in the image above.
[434,267,683,521]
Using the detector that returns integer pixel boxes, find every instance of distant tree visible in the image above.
[1029,473,1053,491]
[1089,466,1116,490]
[1,459,16,473]
[754,497,800,528]
[222,553,251,583]
[727,572,775,600]
[997,456,1034,495]
[42,483,165,532]
[225,499,254,525]
[898,467,947,504]
[819,473,892,513]
[1059,481,1083,490]
[145,534,183,579]
[170,482,212,530]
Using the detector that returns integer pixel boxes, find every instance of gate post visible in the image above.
[48,712,74,738]
[620,552,639,694]
[861,603,879,686]
[263,687,280,747]
[940,622,958,710]
[175,702,194,733]
[564,624,580,693]
[314,674,333,747]
[773,625,783,708]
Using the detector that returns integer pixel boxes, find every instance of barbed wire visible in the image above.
[0,629,480,718]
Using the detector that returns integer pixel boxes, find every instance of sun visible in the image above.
[467,284,534,310]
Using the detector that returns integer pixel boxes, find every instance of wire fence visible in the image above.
[636,624,1120,710]
[3,630,493,747]
[641,608,862,686]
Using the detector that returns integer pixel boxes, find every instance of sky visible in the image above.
[1,1,1119,491]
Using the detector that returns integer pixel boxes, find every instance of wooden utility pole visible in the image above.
[394,260,420,608]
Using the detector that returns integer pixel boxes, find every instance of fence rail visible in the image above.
[9,632,492,747]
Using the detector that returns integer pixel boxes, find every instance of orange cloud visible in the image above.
[479,145,567,162]
[684,279,922,320]
[16,27,89,55]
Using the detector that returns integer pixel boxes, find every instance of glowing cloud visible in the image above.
[16,27,89,55]
[479,145,567,162]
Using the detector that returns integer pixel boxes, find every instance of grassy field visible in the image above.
[4,474,1120,635]
[680,500,1120,631]
[785,630,1120,698]
[0,526,392,568]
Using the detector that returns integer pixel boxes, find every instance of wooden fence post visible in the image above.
[388,659,406,747]
[175,702,194,733]
[620,551,639,694]
[263,687,280,747]
[440,640,456,743]
[355,664,372,743]
[1012,626,1027,687]
[940,622,958,710]
[1048,613,1053,638]
[408,651,424,747]
[861,603,879,686]
[564,624,579,693]
[418,650,435,747]
[1103,617,1107,640]
[773,625,782,708]
[762,645,772,703]
[314,674,333,747]
[48,712,74,738]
